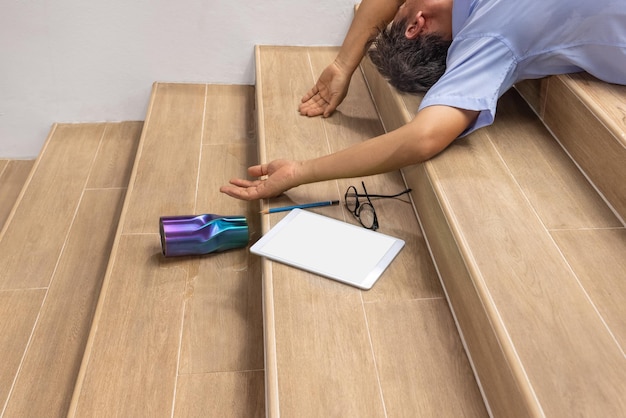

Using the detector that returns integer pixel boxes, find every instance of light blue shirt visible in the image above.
[420,0,626,135]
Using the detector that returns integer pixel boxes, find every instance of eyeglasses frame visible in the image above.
[344,181,412,230]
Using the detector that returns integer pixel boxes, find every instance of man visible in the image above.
[221,0,626,201]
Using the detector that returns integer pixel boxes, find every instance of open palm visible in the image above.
[299,61,351,117]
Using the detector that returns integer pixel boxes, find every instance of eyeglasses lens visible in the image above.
[345,187,358,212]
[357,203,376,229]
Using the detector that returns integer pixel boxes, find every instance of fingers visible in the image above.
[247,164,266,177]
[298,94,332,117]
[323,100,338,118]
[301,86,318,103]
[219,185,257,201]
[227,178,261,188]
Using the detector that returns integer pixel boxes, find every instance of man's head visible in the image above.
[369,0,453,93]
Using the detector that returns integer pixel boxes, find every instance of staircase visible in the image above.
[0,46,624,417]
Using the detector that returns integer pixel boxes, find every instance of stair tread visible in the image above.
[0,159,34,230]
[257,45,487,417]
[0,122,140,417]
[517,73,626,221]
[68,84,264,417]
[361,55,626,417]
[565,72,626,147]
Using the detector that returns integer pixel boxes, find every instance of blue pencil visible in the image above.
[261,200,340,214]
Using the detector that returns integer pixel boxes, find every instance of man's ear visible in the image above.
[405,11,425,40]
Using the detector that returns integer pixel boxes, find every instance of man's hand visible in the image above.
[299,61,351,118]
[220,159,301,201]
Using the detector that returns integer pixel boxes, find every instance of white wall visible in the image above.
[0,0,356,158]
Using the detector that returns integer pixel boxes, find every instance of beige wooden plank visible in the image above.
[258,46,386,416]
[3,189,124,418]
[364,56,535,416]
[566,73,626,146]
[258,47,346,225]
[174,371,264,417]
[0,159,34,230]
[204,85,256,145]
[488,89,621,229]
[180,142,263,375]
[367,57,626,416]
[259,47,332,169]
[71,234,188,417]
[179,249,263,374]
[404,161,531,417]
[0,289,46,412]
[197,143,261,217]
[365,298,487,417]
[308,48,444,302]
[273,268,386,417]
[552,228,626,348]
[544,76,626,220]
[428,127,626,416]
[87,121,143,189]
[0,124,105,290]
[123,83,205,234]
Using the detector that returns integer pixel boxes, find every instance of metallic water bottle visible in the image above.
[159,214,249,257]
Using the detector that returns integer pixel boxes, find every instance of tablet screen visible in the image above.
[250,209,404,289]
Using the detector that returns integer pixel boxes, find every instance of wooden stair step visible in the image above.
[0,122,141,417]
[517,74,626,222]
[0,159,34,230]
[68,83,264,417]
[256,45,487,417]
[361,56,626,416]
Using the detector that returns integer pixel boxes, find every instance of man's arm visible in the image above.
[299,0,404,117]
[335,0,405,75]
[221,106,479,200]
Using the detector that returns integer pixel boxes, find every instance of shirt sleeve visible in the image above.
[419,35,518,136]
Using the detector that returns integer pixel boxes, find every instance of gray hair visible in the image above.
[368,18,451,93]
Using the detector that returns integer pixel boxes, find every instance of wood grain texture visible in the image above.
[3,189,125,418]
[364,55,626,416]
[308,48,444,303]
[71,234,188,417]
[404,161,532,417]
[87,122,143,189]
[0,289,46,413]
[70,84,263,417]
[426,129,626,417]
[365,298,487,417]
[0,120,139,417]
[203,84,256,145]
[258,46,484,417]
[0,159,34,230]
[488,89,621,229]
[552,228,626,349]
[122,83,206,234]
[0,124,105,290]
[544,75,626,221]
[565,72,626,146]
[180,141,263,375]
[173,371,265,418]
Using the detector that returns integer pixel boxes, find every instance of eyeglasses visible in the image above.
[344,181,412,230]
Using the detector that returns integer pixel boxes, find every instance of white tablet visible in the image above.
[250,208,404,290]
